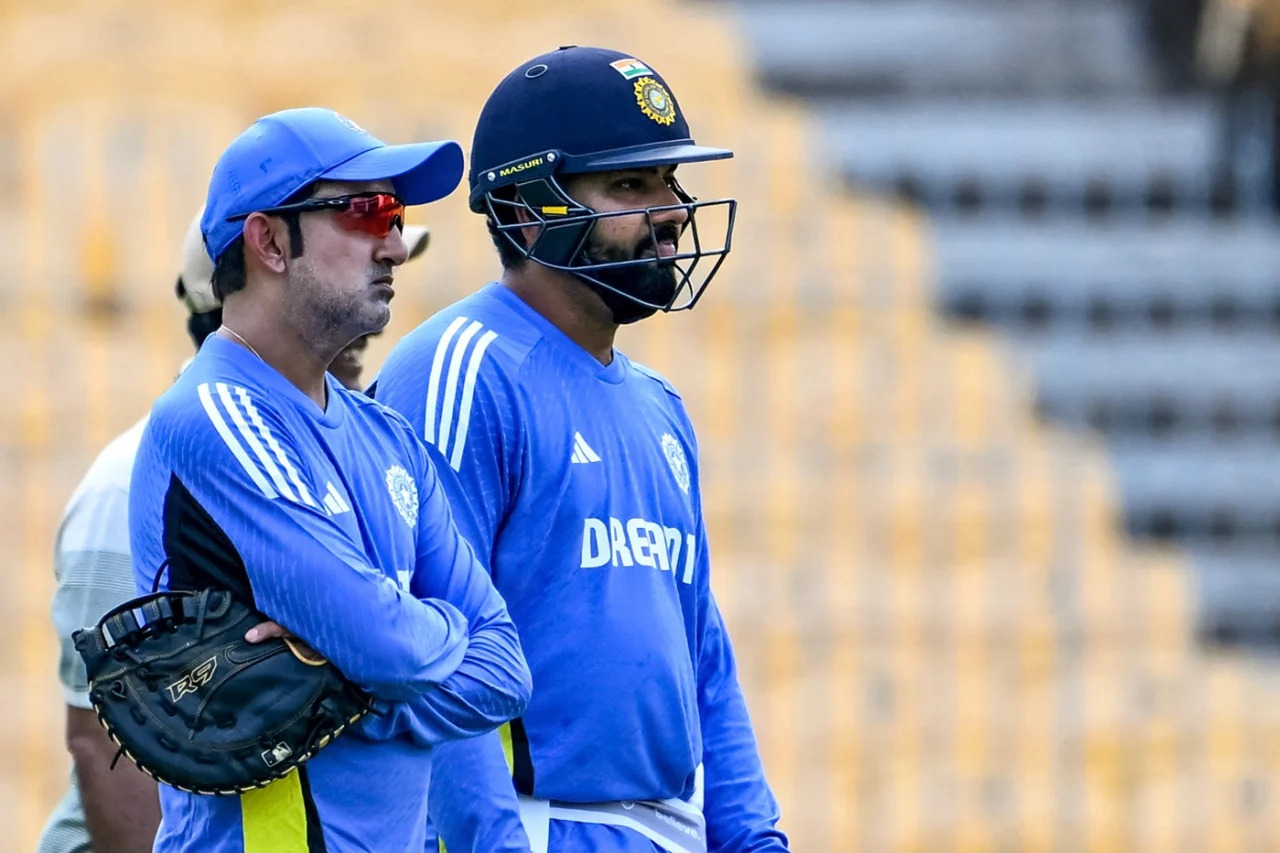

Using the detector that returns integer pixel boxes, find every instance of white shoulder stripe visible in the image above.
[449,329,499,471]
[198,383,278,499]
[424,316,470,445]
[236,386,317,508]
[328,483,351,513]
[216,382,297,502]
[437,320,484,460]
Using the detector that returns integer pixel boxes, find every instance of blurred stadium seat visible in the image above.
[729,0,1280,849]
[933,216,1280,332]
[822,99,1251,215]
[1030,333,1280,435]
[740,1,1155,97]
[3,0,1280,852]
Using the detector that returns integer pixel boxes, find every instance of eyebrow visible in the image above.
[612,166,676,178]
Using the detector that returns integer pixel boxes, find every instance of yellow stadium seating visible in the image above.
[2,1,1280,851]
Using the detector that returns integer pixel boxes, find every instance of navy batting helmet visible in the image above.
[470,46,737,323]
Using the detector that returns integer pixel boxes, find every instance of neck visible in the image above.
[502,265,617,365]
[218,305,333,410]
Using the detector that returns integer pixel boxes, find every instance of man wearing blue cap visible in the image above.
[374,49,788,853]
[38,206,430,853]
[127,108,532,853]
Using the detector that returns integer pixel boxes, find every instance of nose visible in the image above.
[377,225,410,266]
[651,193,689,229]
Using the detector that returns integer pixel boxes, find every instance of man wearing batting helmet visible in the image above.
[375,46,787,853]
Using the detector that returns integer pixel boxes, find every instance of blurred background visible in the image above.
[5,0,1280,851]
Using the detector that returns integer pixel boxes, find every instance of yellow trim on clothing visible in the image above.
[499,722,516,773]
[242,770,309,853]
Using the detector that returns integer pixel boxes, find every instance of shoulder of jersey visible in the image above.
[336,382,410,430]
[167,355,260,401]
[151,359,280,443]
[337,382,384,416]
[629,360,684,402]
[348,387,423,446]
[406,289,542,383]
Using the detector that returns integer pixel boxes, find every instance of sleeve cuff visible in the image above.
[63,686,93,711]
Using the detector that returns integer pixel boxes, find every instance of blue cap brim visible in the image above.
[561,142,733,173]
[321,140,464,205]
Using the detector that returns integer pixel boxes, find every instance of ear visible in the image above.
[513,204,542,251]
[241,213,290,275]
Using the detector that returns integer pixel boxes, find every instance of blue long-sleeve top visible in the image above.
[374,284,788,852]
[129,335,531,853]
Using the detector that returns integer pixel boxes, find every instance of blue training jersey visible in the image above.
[374,283,787,853]
[129,334,531,853]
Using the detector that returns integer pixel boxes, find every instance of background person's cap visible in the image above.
[177,209,217,314]
[201,107,461,262]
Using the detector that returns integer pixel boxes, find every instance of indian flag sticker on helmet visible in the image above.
[610,57,654,80]
[634,77,676,126]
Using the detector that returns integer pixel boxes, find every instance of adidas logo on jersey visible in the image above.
[570,432,601,464]
[322,482,351,516]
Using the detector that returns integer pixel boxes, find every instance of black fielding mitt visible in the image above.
[73,588,371,795]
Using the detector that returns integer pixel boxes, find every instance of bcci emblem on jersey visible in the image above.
[385,465,418,527]
[661,433,690,494]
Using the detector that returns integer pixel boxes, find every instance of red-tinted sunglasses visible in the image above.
[228,192,407,238]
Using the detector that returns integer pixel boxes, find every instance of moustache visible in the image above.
[634,224,683,259]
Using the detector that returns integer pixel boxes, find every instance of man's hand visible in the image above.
[245,620,326,664]
[244,619,288,643]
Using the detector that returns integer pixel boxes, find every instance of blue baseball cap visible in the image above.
[202,107,464,262]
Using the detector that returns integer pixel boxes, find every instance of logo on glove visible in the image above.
[262,742,294,768]
[166,656,218,703]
